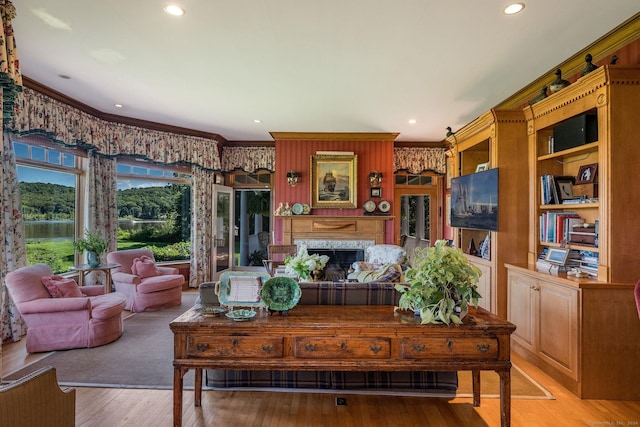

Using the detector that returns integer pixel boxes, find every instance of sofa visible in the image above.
[205,281,457,392]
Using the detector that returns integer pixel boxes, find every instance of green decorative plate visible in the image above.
[225,309,257,321]
[196,306,226,317]
[292,203,304,215]
[260,277,302,312]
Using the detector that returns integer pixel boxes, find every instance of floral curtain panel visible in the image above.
[189,166,216,287]
[394,147,446,175]
[1,130,27,343]
[0,0,22,125]
[221,146,275,172]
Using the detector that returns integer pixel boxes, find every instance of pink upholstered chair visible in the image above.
[5,263,126,353]
[106,248,184,312]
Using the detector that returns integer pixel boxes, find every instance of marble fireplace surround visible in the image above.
[277,215,391,279]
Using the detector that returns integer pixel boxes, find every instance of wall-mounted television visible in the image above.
[450,168,498,231]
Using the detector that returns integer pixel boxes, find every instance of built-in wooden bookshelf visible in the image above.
[446,109,529,319]
[506,65,640,400]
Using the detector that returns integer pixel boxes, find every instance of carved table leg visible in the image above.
[498,369,511,427]
[472,370,481,407]
[174,367,186,427]
[194,368,203,407]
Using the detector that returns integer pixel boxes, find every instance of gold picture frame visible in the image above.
[310,154,357,208]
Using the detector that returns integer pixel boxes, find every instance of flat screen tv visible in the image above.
[450,168,498,231]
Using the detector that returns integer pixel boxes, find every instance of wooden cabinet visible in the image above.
[507,269,579,380]
[446,109,529,318]
[506,265,639,400]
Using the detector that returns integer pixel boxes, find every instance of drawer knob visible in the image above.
[369,345,382,354]
[304,344,318,352]
[261,344,274,353]
[196,343,209,352]
[477,344,491,353]
[411,344,425,352]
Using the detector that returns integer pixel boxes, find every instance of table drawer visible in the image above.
[294,337,390,359]
[187,336,283,358]
[401,337,498,359]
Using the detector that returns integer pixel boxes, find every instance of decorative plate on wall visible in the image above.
[378,200,391,213]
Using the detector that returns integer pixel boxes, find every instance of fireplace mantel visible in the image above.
[276,215,392,245]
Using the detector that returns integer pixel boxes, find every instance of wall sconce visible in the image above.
[286,170,299,186]
[369,170,382,187]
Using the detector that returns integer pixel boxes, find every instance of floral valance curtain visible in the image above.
[221,146,275,172]
[394,147,446,175]
[6,87,222,169]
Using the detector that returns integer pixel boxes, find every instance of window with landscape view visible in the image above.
[14,138,82,274]
[116,160,191,262]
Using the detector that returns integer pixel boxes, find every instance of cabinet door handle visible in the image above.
[477,344,491,353]
[196,343,209,352]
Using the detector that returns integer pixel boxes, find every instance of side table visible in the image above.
[69,263,121,294]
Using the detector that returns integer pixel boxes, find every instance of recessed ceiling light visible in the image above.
[114,104,123,108]
[408,119,417,124]
[253,119,262,123]
[163,4,185,16]
[504,3,525,15]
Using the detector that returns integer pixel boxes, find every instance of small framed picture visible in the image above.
[546,247,570,265]
[575,163,598,184]
[370,187,382,198]
[475,162,489,172]
[554,176,575,202]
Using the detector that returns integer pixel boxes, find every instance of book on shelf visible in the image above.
[539,212,580,244]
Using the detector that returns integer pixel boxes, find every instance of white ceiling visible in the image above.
[13,1,640,142]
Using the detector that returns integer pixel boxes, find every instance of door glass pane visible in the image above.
[400,195,431,241]
[234,189,271,267]
[215,191,231,272]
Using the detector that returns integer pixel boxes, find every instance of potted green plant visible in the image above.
[73,229,108,267]
[395,239,482,325]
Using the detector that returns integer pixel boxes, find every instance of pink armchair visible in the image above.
[106,248,184,312]
[5,264,126,353]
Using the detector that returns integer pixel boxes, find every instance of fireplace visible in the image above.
[294,239,373,280]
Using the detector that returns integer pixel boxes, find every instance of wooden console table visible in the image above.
[170,305,516,427]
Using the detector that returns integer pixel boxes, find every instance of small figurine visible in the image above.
[274,202,283,216]
[581,54,598,76]
[549,69,570,93]
[610,55,619,64]
[529,86,548,105]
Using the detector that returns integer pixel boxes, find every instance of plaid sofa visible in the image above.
[205,281,458,392]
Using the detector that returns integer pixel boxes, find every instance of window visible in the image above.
[14,138,82,274]
[116,160,191,261]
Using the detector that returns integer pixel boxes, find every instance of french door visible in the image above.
[211,184,234,279]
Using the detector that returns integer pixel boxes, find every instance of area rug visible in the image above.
[4,292,199,389]
[4,295,553,399]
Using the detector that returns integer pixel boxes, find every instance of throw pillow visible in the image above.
[42,275,84,298]
[351,261,376,272]
[131,255,160,278]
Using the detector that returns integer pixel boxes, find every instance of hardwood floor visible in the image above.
[2,323,639,426]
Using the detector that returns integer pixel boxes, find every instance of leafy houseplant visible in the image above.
[73,229,108,267]
[284,244,330,281]
[395,239,482,325]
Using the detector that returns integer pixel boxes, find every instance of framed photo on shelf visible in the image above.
[475,162,489,172]
[370,187,382,198]
[575,163,598,184]
[554,176,575,202]
[310,154,358,209]
[545,247,570,265]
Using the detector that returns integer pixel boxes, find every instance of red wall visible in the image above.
[273,138,395,244]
